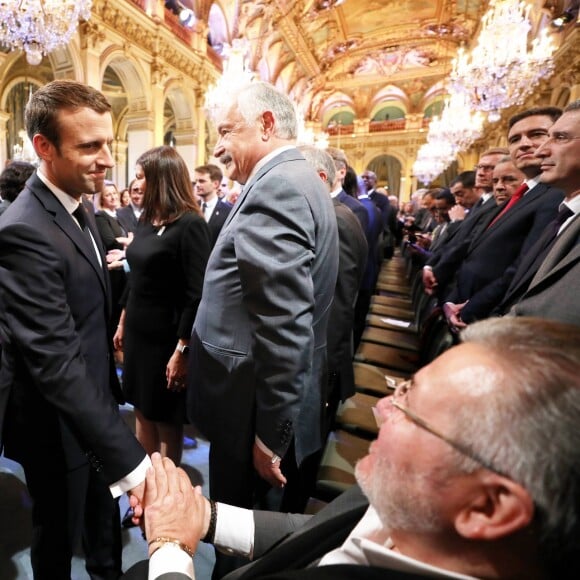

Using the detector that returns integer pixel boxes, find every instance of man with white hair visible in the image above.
[186,82,339,576]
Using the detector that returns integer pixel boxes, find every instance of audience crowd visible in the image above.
[0,78,578,580]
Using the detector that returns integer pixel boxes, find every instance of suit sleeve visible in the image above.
[252,511,311,558]
[177,216,212,338]
[0,222,145,482]
[95,212,124,251]
[234,177,317,456]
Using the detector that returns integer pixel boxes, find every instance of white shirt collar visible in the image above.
[319,506,477,579]
[246,145,295,184]
[36,168,80,215]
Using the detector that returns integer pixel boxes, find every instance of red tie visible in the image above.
[487,183,529,230]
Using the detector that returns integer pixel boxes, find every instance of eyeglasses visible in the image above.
[374,380,508,478]
[474,164,495,172]
[545,132,580,145]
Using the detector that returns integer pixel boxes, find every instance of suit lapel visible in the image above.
[220,149,304,232]
[30,177,108,293]
[468,184,547,252]
[528,214,580,288]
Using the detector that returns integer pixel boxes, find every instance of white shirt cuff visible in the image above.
[149,543,194,580]
[109,455,151,498]
[214,502,255,559]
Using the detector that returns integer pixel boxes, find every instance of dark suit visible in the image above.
[116,204,140,234]
[278,199,367,514]
[327,199,368,403]
[95,210,128,329]
[427,197,498,287]
[207,198,232,248]
[187,149,339,511]
[0,174,146,578]
[443,184,564,322]
[123,486,426,580]
[353,196,382,349]
[336,189,369,236]
[95,209,127,250]
[508,213,580,325]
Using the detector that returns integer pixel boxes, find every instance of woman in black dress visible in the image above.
[113,146,211,464]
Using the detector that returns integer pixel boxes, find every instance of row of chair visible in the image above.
[310,252,454,506]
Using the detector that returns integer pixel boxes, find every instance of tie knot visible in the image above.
[73,205,87,229]
[556,205,574,226]
[512,183,529,200]
[202,202,208,213]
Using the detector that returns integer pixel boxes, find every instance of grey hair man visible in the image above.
[127,316,580,580]
[187,81,339,576]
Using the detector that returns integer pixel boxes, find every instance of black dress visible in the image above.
[122,212,211,422]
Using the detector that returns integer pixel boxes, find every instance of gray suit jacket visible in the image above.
[188,148,339,465]
[509,213,580,325]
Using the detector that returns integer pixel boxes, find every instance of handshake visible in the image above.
[129,453,212,560]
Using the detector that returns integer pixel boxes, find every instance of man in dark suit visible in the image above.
[327,147,369,235]
[422,159,501,299]
[127,317,580,580]
[194,163,232,248]
[442,107,564,328]
[186,82,338,575]
[0,80,149,579]
[116,177,144,234]
[362,169,397,257]
[278,146,367,513]
[506,100,580,325]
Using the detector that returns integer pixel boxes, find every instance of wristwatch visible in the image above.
[176,343,190,355]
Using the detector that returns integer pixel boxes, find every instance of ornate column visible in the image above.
[0,111,11,167]
[112,139,128,189]
[195,88,207,165]
[79,21,106,87]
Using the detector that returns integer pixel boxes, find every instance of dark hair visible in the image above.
[0,161,36,202]
[195,164,223,183]
[450,170,476,189]
[137,146,201,224]
[25,80,111,150]
[435,188,456,206]
[508,106,563,130]
[343,166,361,198]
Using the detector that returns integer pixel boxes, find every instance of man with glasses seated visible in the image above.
[124,316,580,580]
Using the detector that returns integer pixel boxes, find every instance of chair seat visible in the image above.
[353,362,406,396]
[335,392,380,438]
[369,303,414,320]
[355,341,419,373]
[365,313,416,335]
[361,326,420,352]
[371,294,412,309]
[315,430,370,501]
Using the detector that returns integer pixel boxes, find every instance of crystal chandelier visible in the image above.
[0,0,92,66]
[429,92,485,153]
[449,0,555,121]
[205,39,255,117]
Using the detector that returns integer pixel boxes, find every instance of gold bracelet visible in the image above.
[148,536,195,558]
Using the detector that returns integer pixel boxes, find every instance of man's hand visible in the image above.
[448,205,467,221]
[253,442,287,488]
[128,480,146,526]
[443,301,468,333]
[143,453,207,556]
[422,268,438,295]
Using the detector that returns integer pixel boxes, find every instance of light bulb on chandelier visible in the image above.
[0,0,93,65]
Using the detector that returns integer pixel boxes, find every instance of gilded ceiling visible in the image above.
[195,0,493,123]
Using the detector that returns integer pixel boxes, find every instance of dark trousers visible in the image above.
[5,413,122,580]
